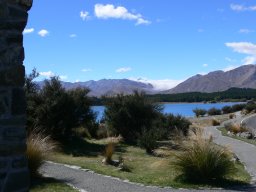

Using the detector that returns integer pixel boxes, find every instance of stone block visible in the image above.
[3,169,30,192]
[0,65,25,86]
[12,156,27,169]
[6,31,23,44]
[8,4,28,19]
[0,140,26,156]
[3,126,26,141]
[0,2,9,19]
[12,88,26,115]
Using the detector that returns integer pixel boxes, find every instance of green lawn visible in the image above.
[30,177,78,192]
[218,127,256,146]
[48,137,251,189]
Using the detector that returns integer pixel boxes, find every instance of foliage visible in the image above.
[26,130,57,177]
[137,128,158,154]
[222,106,232,114]
[193,108,207,117]
[207,107,222,116]
[104,91,162,142]
[174,132,235,182]
[244,101,256,114]
[25,70,97,140]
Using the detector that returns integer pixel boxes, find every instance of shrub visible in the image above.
[244,102,256,114]
[222,106,232,114]
[138,128,158,154]
[212,119,220,126]
[207,107,222,116]
[229,114,235,119]
[26,130,57,177]
[174,134,235,182]
[104,91,162,143]
[231,104,246,112]
[193,108,207,117]
[224,123,247,134]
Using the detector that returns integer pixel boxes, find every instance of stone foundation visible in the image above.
[0,0,32,191]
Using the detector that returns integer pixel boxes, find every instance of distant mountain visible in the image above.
[165,64,256,94]
[37,79,156,97]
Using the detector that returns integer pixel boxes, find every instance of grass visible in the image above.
[189,114,230,127]
[174,128,236,182]
[47,136,251,189]
[218,127,256,146]
[30,177,78,192]
[26,130,58,176]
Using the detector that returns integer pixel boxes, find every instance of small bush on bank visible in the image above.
[222,106,232,114]
[208,107,222,116]
[193,108,207,117]
[224,123,247,134]
[103,142,115,165]
[212,119,220,126]
[26,130,57,177]
[229,113,235,119]
[174,132,235,182]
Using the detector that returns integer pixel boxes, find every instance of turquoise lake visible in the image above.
[92,102,243,121]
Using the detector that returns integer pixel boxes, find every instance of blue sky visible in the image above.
[23,0,256,90]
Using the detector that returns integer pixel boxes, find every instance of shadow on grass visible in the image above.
[175,175,254,191]
[60,137,105,157]
[30,176,68,190]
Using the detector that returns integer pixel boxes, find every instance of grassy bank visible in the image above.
[218,127,256,146]
[48,137,251,189]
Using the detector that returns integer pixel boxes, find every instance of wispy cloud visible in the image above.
[130,77,183,91]
[94,4,151,25]
[197,29,205,33]
[202,63,208,67]
[23,28,34,34]
[222,65,239,72]
[38,29,49,37]
[39,71,55,78]
[82,68,92,72]
[225,42,256,65]
[60,75,68,80]
[116,67,132,73]
[230,4,256,12]
[80,11,90,20]
[239,29,254,34]
[225,57,237,63]
[69,34,77,38]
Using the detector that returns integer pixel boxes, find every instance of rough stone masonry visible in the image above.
[0,0,32,191]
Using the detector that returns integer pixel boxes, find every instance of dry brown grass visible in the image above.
[212,118,221,126]
[225,123,248,134]
[103,142,115,164]
[26,130,58,177]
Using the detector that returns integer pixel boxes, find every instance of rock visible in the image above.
[240,132,253,139]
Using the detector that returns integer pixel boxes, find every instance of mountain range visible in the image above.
[37,64,256,97]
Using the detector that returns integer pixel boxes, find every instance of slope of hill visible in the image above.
[166,64,256,94]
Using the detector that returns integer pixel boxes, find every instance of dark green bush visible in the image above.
[222,106,232,114]
[193,108,207,117]
[207,107,222,116]
[138,128,158,154]
[104,91,162,143]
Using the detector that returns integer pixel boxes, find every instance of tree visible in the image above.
[208,107,222,116]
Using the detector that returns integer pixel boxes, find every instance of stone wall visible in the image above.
[0,0,32,191]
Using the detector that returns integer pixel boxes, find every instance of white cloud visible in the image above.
[60,75,68,80]
[230,4,256,12]
[130,77,183,91]
[222,65,239,72]
[94,4,151,25]
[80,11,90,20]
[39,71,55,78]
[202,64,208,67]
[69,34,77,38]
[226,42,256,65]
[116,67,132,73]
[82,68,92,72]
[38,29,49,37]
[23,28,34,34]
[239,29,254,34]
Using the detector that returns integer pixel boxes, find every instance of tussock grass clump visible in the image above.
[212,118,221,126]
[225,123,247,134]
[229,114,235,119]
[174,129,235,182]
[26,130,57,177]
[103,142,115,164]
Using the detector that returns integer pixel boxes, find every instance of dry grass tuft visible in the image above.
[103,142,115,164]
[212,118,221,126]
[225,123,248,134]
[26,130,58,177]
